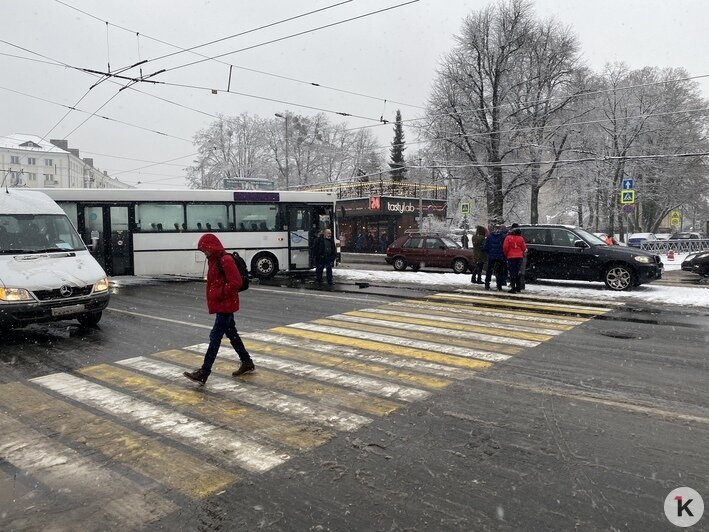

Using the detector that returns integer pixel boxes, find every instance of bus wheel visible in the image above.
[77,312,102,327]
[252,253,278,279]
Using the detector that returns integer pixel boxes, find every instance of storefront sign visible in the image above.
[385,200,417,213]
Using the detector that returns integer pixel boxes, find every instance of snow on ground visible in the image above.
[660,252,690,271]
[333,269,709,308]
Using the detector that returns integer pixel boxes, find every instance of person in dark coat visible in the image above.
[469,225,487,284]
[313,228,337,285]
[461,233,469,249]
[483,225,508,290]
[183,233,253,385]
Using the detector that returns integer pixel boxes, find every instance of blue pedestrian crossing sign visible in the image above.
[620,190,635,204]
[622,179,634,190]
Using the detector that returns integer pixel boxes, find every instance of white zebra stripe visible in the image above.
[351,307,563,336]
[117,357,371,432]
[184,343,429,402]
[431,293,609,313]
[387,300,584,326]
[31,373,287,473]
[284,323,512,363]
[454,288,623,307]
[240,333,475,380]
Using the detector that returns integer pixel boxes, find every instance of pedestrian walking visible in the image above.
[503,227,527,293]
[470,225,487,284]
[483,225,508,290]
[461,233,469,249]
[183,234,253,385]
[314,228,337,285]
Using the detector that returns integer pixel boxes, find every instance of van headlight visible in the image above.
[633,255,652,264]
[0,287,33,302]
[93,277,109,292]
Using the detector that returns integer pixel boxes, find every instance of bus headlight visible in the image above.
[0,287,33,302]
[93,277,109,292]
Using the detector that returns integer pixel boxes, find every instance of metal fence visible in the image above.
[641,239,709,253]
[306,179,447,200]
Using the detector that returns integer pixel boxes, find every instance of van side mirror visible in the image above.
[574,239,589,249]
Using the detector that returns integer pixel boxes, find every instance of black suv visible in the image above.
[518,225,663,291]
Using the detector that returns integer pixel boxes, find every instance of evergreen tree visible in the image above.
[389,109,407,181]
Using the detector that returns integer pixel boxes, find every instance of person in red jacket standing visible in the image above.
[503,227,527,293]
[183,233,254,385]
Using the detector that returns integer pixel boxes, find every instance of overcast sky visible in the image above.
[2,0,708,189]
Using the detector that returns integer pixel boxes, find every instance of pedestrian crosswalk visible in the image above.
[0,292,611,529]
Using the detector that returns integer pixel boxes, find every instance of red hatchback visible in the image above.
[385,234,475,273]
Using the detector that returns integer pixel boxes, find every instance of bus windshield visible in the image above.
[0,214,85,254]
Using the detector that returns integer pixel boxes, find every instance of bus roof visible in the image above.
[34,188,335,203]
[0,189,65,215]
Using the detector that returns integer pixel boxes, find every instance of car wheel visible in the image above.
[77,311,102,327]
[452,258,468,274]
[393,256,407,271]
[604,264,634,291]
[251,252,277,279]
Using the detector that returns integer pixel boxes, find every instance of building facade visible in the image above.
[0,134,130,189]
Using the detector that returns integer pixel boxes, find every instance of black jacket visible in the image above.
[313,235,337,262]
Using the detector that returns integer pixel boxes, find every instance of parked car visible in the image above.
[681,252,709,276]
[655,233,672,241]
[386,234,474,273]
[627,232,657,248]
[669,231,702,240]
[518,225,663,291]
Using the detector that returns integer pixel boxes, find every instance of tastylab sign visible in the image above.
[385,201,417,213]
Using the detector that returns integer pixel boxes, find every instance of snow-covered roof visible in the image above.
[0,134,69,153]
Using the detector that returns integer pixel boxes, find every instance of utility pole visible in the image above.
[275,113,289,189]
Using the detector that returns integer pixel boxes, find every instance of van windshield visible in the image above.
[0,214,85,254]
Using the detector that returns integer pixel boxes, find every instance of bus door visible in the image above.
[286,205,313,270]
[80,205,133,276]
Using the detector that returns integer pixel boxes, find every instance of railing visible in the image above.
[641,239,709,253]
[306,179,447,201]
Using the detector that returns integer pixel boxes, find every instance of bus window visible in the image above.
[235,204,278,231]
[135,203,183,232]
[57,202,78,229]
[186,204,230,231]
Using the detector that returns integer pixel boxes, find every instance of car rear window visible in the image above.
[403,237,424,249]
[549,228,578,247]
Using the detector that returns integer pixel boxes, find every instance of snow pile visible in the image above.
[333,269,709,308]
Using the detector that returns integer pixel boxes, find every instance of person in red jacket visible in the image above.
[183,234,254,385]
[503,227,527,293]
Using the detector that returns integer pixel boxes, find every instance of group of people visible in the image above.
[467,224,527,293]
[354,232,388,253]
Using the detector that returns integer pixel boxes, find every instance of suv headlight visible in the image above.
[93,277,109,292]
[633,255,653,264]
[0,287,33,302]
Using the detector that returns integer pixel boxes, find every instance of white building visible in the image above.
[0,134,131,189]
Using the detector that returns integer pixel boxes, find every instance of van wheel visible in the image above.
[77,312,102,327]
[604,264,634,291]
[251,253,278,280]
[452,258,468,274]
[393,257,407,271]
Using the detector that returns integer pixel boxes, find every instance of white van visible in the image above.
[0,189,109,328]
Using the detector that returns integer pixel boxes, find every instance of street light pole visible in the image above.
[275,113,289,189]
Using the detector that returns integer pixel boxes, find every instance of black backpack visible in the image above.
[217,252,250,292]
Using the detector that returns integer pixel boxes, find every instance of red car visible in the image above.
[385,234,475,273]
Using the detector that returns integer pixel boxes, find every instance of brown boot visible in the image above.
[183,368,208,385]
[232,360,255,377]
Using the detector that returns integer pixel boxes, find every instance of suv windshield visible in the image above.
[574,227,607,246]
[0,214,85,254]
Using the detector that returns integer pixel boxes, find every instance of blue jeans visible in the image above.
[201,313,251,375]
[316,259,334,284]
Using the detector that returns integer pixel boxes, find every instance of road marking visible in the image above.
[320,314,534,350]
[250,286,389,303]
[185,343,430,402]
[150,349,400,417]
[243,332,474,381]
[343,310,552,343]
[384,301,577,329]
[31,373,288,473]
[0,412,177,528]
[428,293,608,316]
[119,356,371,432]
[454,287,625,307]
[106,307,213,329]
[391,299,587,325]
[352,307,564,336]
[0,382,236,498]
[78,363,333,451]
[271,326,494,370]
[285,322,512,363]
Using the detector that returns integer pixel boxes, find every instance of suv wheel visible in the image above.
[452,258,468,274]
[604,264,634,291]
[393,256,407,271]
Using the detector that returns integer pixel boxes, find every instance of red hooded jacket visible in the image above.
[198,234,242,314]
[503,233,527,259]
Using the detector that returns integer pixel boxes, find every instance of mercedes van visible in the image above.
[0,189,110,328]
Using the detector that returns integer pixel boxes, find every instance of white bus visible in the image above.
[37,189,337,279]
